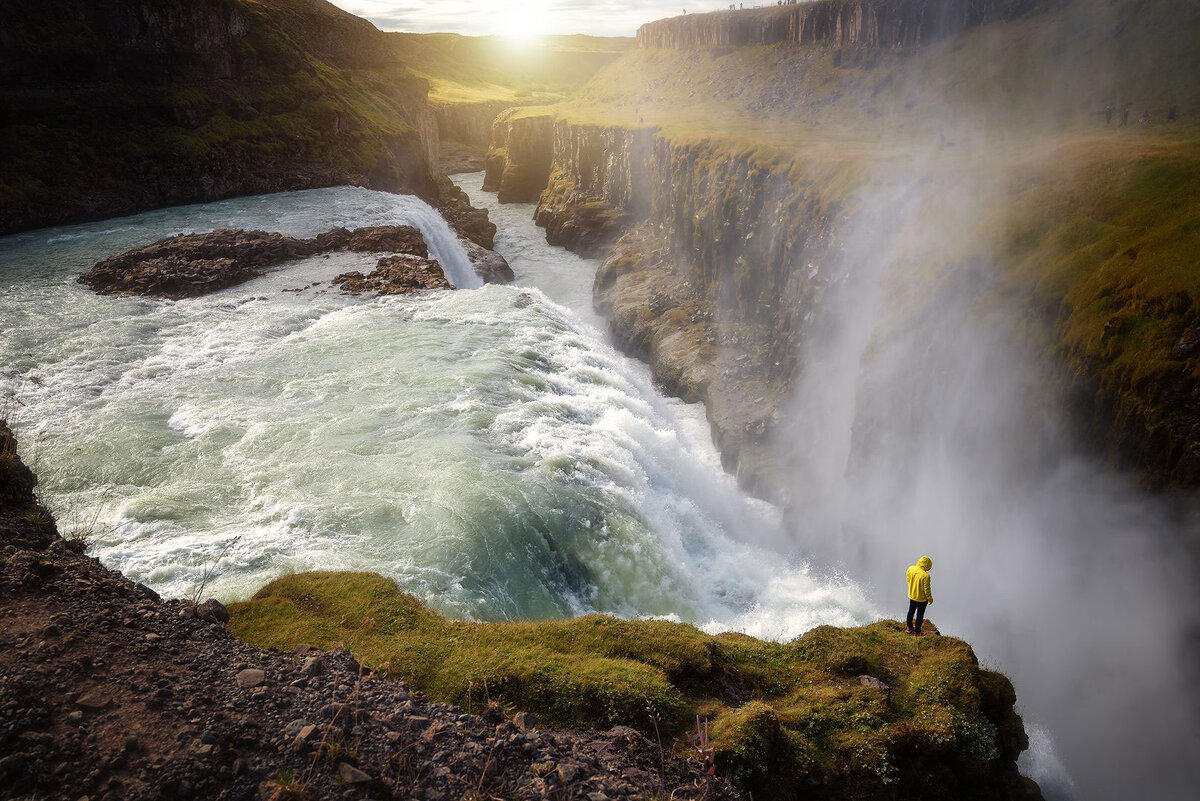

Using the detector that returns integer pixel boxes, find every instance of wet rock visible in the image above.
[462,238,514,284]
[80,225,428,299]
[333,254,451,295]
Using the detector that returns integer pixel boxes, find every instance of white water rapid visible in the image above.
[0,179,870,641]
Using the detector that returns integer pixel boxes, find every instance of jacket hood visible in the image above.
[918,556,933,571]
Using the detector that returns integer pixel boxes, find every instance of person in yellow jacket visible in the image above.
[905,555,934,636]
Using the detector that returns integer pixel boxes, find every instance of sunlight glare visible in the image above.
[504,9,545,45]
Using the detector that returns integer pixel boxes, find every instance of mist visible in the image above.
[764,105,1200,801]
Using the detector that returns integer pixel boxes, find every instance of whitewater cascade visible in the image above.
[0,183,870,639]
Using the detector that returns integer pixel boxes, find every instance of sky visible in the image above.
[327,1,731,38]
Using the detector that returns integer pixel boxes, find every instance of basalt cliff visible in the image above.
[635,0,1039,50]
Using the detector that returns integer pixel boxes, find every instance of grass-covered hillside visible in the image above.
[232,571,1039,799]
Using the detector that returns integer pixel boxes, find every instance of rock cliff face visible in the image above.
[483,111,556,202]
[533,123,654,257]
[434,100,515,152]
[636,0,1039,50]
[0,0,440,234]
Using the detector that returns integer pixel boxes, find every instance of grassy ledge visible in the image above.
[231,571,1037,798]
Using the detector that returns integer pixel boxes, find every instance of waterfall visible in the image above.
[381,194,481,289]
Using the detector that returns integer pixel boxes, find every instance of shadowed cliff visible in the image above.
[0,0,439,233]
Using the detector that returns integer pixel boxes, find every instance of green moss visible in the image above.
[1000,147,1200,480]
[231,571,1024,797]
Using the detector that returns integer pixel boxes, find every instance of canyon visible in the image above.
[4,0,1200,798]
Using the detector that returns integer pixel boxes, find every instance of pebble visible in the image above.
[337,762,372,784]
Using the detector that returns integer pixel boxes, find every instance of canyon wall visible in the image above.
[636,0,1040,50]
[483,111,556,202]
[486,103,1200,495]
[434,100,513,151]
[488,115,855,498]
[0,0,440,234]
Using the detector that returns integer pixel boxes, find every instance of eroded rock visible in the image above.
[332,254,451,295]
[79,225,428,299]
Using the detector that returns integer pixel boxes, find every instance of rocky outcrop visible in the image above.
[462,238,516,284]
[79,225,430,299]
[484,111,556,202]
[236,571,1041,801]
[436,177,497,249]
[636,0,1039,50]
[0,423,740,801]
[531,123,655,257]
[0,0,440,234]
[332,254,451,295]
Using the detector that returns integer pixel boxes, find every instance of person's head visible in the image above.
[918,555,933,571]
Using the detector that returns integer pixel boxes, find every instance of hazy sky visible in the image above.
[328,1,716,37]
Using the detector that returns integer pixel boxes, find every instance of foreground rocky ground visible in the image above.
[0,422,738,801]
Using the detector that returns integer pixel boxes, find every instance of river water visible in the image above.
[0,175,870,639]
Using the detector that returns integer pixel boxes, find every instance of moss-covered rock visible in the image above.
[231,570,1040,800]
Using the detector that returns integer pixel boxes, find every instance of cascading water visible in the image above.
[0,180,870,640]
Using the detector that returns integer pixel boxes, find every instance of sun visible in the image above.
[503,8,546,43]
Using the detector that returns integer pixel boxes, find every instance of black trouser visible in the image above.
[906,600,928,633]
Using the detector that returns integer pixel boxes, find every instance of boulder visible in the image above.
[197,599,229,624]
[235,668,265,689]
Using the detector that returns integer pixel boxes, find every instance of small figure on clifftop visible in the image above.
[1120,108,1130,127]
[1105,105,1114,125]
[1168,105,1178,122]
[906,555,933,636]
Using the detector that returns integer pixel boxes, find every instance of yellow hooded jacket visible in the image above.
[906,556,933,603]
